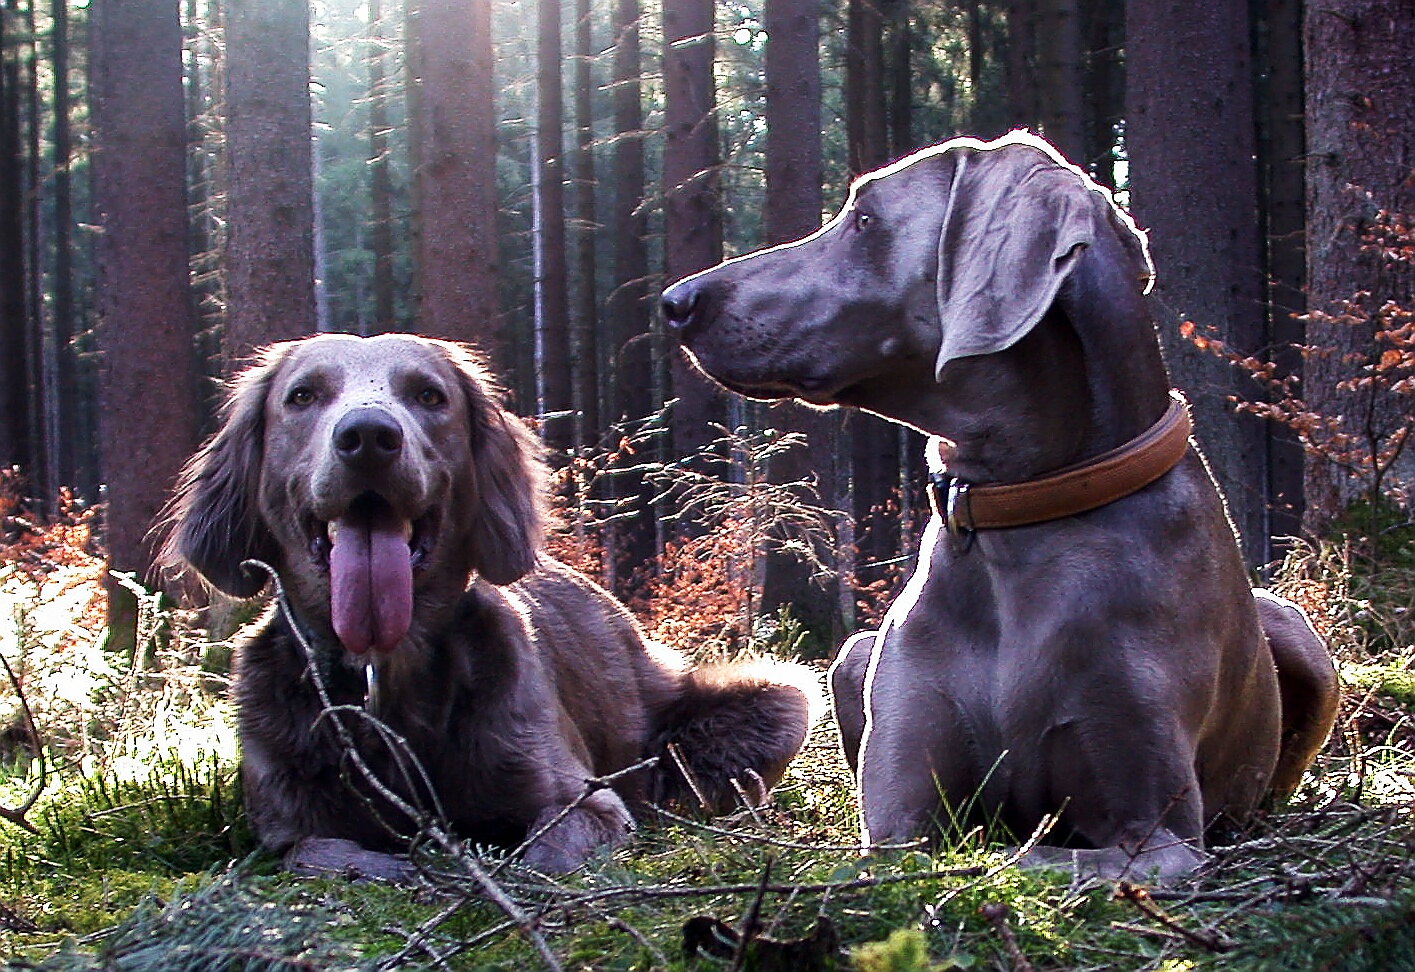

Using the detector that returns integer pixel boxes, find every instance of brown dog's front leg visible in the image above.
[521,789,635,874]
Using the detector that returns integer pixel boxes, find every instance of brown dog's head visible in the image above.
[660,131,1152,411]
[158,334,545,656]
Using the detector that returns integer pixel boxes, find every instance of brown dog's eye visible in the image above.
[286,386,316,407]
[416,387,447,408]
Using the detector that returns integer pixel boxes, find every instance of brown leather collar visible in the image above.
[927,390,1192,534]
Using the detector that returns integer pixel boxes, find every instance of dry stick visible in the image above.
[665,741,710,809]
[247,561,565,972]
[607,917,671,970]
[1115,881,1233,954]
[979,901,1035,972]
[375,900,467,972]
[0,651,44,833]
[731,858,773,972]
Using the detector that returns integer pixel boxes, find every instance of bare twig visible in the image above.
[0,650,44,833]
[1115,881,1233,953]
[979,901,1034,972]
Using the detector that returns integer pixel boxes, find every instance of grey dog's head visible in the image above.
[157,333,545,656]
[661,131,1152,410]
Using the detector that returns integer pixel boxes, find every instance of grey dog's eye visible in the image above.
[286,386,316,407]
[855,211,873,230]
[416,387,447,408]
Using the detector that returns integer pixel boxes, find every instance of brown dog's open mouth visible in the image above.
[304,493,440,655]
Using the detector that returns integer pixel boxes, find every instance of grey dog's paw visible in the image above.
[284,836,417,883]
[521,799,634,874]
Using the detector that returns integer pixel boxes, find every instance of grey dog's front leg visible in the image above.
[829,630,876,775]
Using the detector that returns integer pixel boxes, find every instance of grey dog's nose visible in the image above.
[333,407,404,471]
[660,281,701,329]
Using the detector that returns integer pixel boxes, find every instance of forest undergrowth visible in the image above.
[0,464,1411,971]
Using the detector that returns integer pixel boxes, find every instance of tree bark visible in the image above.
[51,0,79,488]
[662,0,726,459]
[90,0,200,615]
[407,0,500,360]
[845,0,887,173]
[368,0,396,334]
[571,0,598,448]
[0,5,30,476]
[535,0,572,450]
[1303,0,1415,529]
[1034,0,1084,162]
[224,0,316,364]
[760,0,841,653]
[1126,0,1269,563]
[1256,0,1306,542]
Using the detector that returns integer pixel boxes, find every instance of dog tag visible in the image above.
[364,662,381,715]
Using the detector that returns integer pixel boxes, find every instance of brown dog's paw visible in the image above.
[284,836,417,883]
[521,797,634,874]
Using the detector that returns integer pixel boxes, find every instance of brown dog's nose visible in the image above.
[333,407,404,471]
[660,280,701,330]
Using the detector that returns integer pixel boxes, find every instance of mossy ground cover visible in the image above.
[0,542,1412,971]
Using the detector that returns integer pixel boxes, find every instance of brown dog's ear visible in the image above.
[932,131,1154,378]
[439,341,547,586]
[154,346,287,598]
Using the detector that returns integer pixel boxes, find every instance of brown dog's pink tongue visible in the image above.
[329,507,413,655]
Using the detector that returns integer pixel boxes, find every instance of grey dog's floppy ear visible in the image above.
[155,345,288,598]
[933,132,1153,377]
[438,341,547,586]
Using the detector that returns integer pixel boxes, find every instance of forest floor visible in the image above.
[0,526,1411,971]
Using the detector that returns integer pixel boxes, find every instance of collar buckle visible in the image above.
[929,471,974,538]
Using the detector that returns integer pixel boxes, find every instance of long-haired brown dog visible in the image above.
[160,333,820,875]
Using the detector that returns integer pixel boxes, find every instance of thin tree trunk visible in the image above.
[407,0,500,360]
[662,0,726,459]
[845,0,886,173]
[1127,0,1269,563]
[90,0,200,631]
[0,2,31,476]
[224,0,316,364]
[1302,0,1415,530]
[571,0,598,448]
[760,0,840,654]
[1082,0,1122,187]
[51,0,78,488]
[1006,0,1039,130]
[605,0,653,593]
[886,0,910,157]
[22,0,53,506]
[845,0,899,585]
[368,0,395,333]
[1035,0,1084,161]
[1257,0,1306,542]
[535,0,572,450]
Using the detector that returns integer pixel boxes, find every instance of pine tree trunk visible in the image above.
[845,0,899,587]
[571,0,598,448]
[51,0,79,489]
[845,0,886,173]
[604,0,654,592]
[535,0,572,450]
[224,0,316,364]
[1081,0,1122,187]
[1006,0,1039,130]
[407,0,500,360]
[0,7,31,476]
[1126,0,1269,563]
[1035,0,1084,161]
[90,0,200,628]
[1303,0,1415,530]
[368,0,395,334]
[759,0,841,654]
[662,0,726,460]
[1257,0,1306,541]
